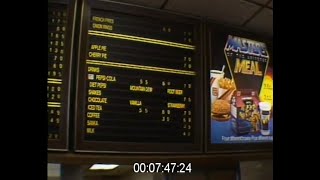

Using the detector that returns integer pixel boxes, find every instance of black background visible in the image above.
[1,0,310,179]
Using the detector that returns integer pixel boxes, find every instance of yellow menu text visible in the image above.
[88,105,103,111]
[88,52,107,59]
[167,103,185,109]
[167,89,183,95]
[88,66,100,73]
[90,44,107,51]
[88,89,102,96]
[87,112,100,118]
[96,75,116,82]
[86,128,95,134]
[89,82,107,88]
[130,85,153,92]
[92,23,113,31]
[129,100,142,106]
[88,97,107,103]
[87,120,99,126]
[92,16,114,24]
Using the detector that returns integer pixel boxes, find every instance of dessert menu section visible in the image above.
[75,2,202,152]
[48,0,73,150]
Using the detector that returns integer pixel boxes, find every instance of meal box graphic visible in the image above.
[224,36,270,136]
[231,90,260,135]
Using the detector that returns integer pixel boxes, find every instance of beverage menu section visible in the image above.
[75,1,202,152]
[48,0,74,150]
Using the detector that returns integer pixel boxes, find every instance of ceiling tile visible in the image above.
[112,0,164,8]
[268,0,273,8]
[245,8,273,36]
[166,0,259,26]
[248,0,270,4]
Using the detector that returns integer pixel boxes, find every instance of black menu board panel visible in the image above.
[48,0,76,151]
[74,0,203,153]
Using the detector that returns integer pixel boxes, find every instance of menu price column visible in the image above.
[48,7,67,140]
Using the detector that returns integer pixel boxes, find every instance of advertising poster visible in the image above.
[210,33,273,144]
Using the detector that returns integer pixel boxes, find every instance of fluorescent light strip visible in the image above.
[48,81,62,84]
[48,105,61,108]
[89,164,119,170]
[88,30,195,50]
[48,78,62,82]
[48,102,61,105]
[86,60,196,76]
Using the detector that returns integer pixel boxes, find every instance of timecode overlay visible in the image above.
[133,163,192,173]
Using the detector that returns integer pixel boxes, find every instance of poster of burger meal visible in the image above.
[210,33,273,144]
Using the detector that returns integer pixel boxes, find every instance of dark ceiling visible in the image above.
[112,0,273,37]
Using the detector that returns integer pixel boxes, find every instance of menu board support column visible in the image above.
[61,165,83,180]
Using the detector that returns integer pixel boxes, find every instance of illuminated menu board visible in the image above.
[48,0,75,150]
[205,24,273,152]
[75,1,202,152]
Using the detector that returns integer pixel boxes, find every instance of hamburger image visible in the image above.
[211,99,231,121]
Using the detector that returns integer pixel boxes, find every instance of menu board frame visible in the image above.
[74,0,203,153]
[205,23,273,153]
[48,0,77,151]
